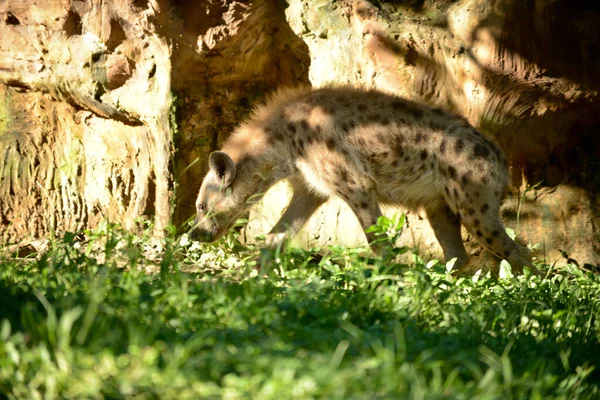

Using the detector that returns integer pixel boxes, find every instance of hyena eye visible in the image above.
[197,203,206,212]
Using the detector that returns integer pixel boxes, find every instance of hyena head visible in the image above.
[191,151,245,243]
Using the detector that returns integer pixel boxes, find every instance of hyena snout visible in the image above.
[190,216,219,243]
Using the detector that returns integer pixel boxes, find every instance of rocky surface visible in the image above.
[0,0,172,242]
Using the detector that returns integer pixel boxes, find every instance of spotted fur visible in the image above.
[192,86,537,274]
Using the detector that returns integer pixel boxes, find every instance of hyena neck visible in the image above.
[225,146,293,205]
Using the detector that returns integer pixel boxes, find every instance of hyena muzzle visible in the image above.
[191,86,539,274]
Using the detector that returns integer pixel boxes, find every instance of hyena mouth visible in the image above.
[190,223,219,243]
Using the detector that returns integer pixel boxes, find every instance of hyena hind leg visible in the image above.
[426,204,470,270]
[463,214,542,276]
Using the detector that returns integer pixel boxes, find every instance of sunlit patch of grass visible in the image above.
[0,219,598,398]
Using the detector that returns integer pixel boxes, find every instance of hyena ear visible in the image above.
[209,151,236,187]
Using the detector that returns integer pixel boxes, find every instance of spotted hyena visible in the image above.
[192,86,538,274]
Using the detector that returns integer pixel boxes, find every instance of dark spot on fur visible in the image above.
[300,120,309,130]
[342,121,356,133]
[314,124,322,133]
[415,133,424,143]
[439,139,447,154]
[264,127,272,134]
[357,104,368,112]
[492,230,500,237]
[432,107,445,116]
[287,123,297,134]
[269,131,284,143]
[411,108,424,119]
[420,149,428,160]
[461,172,471,185]
[390,100,406,110]
[336,166,348,181]
[473,218,480,227]
[360,201,369,209]
[392,160,400,167]
[367,113,381,123]
[472,143,490,159]
[453,188,460,199]
[326,139,335,149]
[486,237,493,245]
[476,230,483,237]
[466,208,475,216]
[480,204,489,214]
[455,139,465,153]
[447,165,457,180]
[445,186,451,197]
[495,190,501,198]
[504,250,510,258]
[295,140,305,157]
[395,144,405,158]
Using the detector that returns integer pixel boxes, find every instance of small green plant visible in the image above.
[0,223,598,399]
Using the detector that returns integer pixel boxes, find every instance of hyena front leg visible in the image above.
[426,203,470,270]
[265,175,327,248]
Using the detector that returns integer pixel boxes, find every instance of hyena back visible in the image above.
[192,86,536,273]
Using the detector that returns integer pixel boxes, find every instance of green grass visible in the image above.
[0,221,599,399]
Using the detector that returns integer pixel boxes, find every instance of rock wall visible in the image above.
[0,0,172,243]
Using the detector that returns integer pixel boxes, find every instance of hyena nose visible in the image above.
[190,228,213,243]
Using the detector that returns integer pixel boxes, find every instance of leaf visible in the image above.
[505,227,516,240]
[499,260,513,279]
[472,269,483,283]
[0,319,10,341]
[445,257,457,272]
